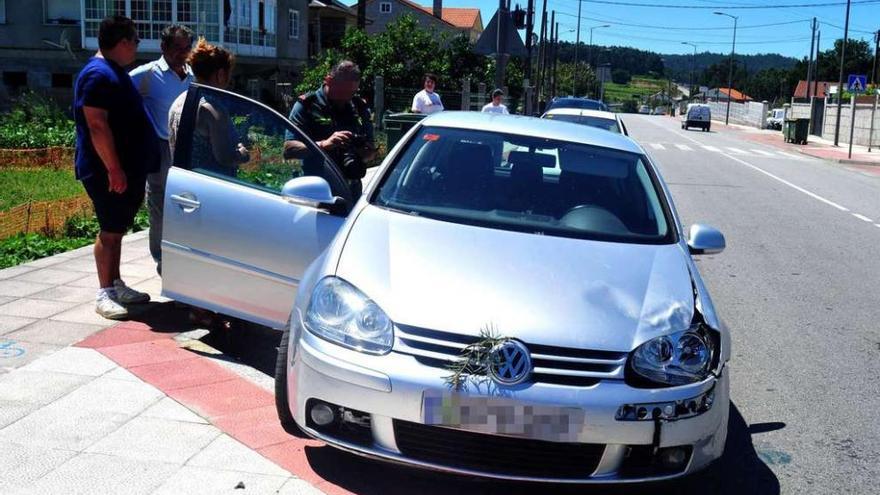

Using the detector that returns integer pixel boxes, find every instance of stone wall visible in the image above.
[821,99,880,147]
[706,100,769,129]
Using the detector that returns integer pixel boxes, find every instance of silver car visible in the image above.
[163,85,730,484]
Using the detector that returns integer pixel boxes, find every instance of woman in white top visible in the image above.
[411,73,444,114]
[481,89,509,114]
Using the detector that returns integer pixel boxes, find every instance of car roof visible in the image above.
[544,108,618,120]
[419,111,642,154]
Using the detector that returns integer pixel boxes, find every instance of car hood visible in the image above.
[335,205,696,352]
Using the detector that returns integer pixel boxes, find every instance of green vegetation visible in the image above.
[0,167,82,211]
[603,77,676,105]
[0,92,75,149]
[0,208,149,269]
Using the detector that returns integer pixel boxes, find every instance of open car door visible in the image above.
[161,84,352,329]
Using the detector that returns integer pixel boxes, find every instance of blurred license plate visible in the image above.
[422,391,585,440]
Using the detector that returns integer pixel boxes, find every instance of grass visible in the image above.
[0,168,82,211]
[603,77,671,104]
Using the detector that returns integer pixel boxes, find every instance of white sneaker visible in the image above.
[113,279,150,304]
[96,291,128,320]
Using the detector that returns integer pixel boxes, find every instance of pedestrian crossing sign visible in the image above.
[847,74,867,93]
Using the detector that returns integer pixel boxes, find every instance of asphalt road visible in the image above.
[207,116,880,495]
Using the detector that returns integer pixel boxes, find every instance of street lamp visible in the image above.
[587,24,611,71]
[574,0,583,96]
[714,12,738,125]
[833,0,852,146]
[681,42,697,99]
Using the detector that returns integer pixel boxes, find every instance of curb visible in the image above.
[792,147,880,166]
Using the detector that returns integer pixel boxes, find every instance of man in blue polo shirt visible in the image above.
[74,15,158,319]
[130,25,194,274]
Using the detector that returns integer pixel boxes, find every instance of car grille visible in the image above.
[393,419,605,479]
[394,324,628,386]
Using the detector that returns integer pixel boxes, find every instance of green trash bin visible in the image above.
[783,118,810,145]
[384,113,427,150]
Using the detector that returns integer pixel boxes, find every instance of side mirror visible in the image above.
[281,176,348,216]
[687,224,725,255]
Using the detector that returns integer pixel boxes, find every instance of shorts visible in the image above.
[81,173,146,234]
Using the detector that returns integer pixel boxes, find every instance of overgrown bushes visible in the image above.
[0,92,75,149]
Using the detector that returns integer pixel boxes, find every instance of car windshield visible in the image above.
[372,127,673,244]
[544,113,620,133]
[549,98,607,111]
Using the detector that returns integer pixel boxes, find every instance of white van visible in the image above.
[682,104,711,131]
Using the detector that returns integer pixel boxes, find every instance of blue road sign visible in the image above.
[847,74,867,93]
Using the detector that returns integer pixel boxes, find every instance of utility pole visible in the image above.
[495,0,511,90]
[357,0,366,30]
[814,30,821,97]
[715,12,738,126]
[551,15,559,98]
[682,42,697,99]
[871,29,879,86]
[834,0,852,146]
[525,0,534,82]
[807,17,817,99]
[574,0,582,96]
[538,0,548,104]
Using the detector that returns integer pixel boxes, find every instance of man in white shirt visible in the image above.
[411,73,444,114]
[481,88,509,114]
[129,25,194,274]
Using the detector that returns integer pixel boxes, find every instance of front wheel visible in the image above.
[274,321,297,433]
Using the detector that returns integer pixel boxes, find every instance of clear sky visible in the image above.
[348,0,880,58]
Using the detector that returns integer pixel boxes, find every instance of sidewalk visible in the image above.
[0,232,324,494]
[709,119,880,167]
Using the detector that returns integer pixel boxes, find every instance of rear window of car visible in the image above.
[544,113,620,133]
[371,127,674,244]
[547,99,608,111]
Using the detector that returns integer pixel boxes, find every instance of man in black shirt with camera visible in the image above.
[284,60,376,199]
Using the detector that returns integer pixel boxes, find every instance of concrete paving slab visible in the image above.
[0,265,37,280]
[53,257,98,273]
[13,268,89,285]
[0,401,42,430]
[0,279,54,297]
[0,298,78,319]
[129,277,171,303]
[8,319,105,347]
[152,466,289,495]
[27,285,98,303]
[66,274,100,288]
[121,247,151,263]
[0,295,12,306]
[0,441,78,493]
[0,370,91,404]
[0,339,62,371]
[186,433,291,476]
[50,301,115,326]
[141,397,210,424]
[85,416,220,464]
[19,256,68,269]
[0,404,130,451]
[0,315,37,336]
[120,263,160,280]
[56,374,164,416]
[101,365,140,382]
[22,452,178,495]
[278,478,328,495]
[22,346,118,376]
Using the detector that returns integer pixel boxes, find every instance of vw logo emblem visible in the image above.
[487,340,531,385]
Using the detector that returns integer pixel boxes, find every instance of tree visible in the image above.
[612,69,631,85]
[555,62,597,98]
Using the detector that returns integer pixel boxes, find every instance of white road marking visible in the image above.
[650,143,666,150]
[776,151,805,160]
[702,146,722,152]
[641,117,854,214]
[852,213,873,222]
[750,149,776,157]
[875,223,880,228]
[675,144,693,151]
[725,147,749,155]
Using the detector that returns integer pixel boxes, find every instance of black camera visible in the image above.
[340,133,369,180]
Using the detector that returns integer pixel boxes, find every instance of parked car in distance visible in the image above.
[162,87,731,484]
[545,96,609,112]
[638,104,651,114]
[682,104,711,131]
[766,108,785,130]
[653,107,666,115]
[542,107,628,135]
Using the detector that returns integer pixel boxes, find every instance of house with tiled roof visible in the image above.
[793,80,836,99]
[695,87,753,103]
[357,0,483,42]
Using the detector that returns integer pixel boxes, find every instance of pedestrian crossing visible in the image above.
[642,142,808,161]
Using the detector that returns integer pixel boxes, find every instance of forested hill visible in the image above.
[553,42,798,81]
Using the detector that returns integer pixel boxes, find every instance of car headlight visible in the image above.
[304,277,393,355]
[630,327,716,386]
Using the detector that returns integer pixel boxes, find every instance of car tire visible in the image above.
[274,319,301,435]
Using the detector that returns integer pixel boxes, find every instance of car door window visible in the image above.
[179,85,349,199]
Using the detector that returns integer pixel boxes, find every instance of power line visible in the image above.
[818,20,876,35]
[555,12,810,30]
[554,23,813,44]
[554,0,880,9]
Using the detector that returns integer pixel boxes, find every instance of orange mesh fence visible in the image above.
[0,147,75,170]
[0,195,94,239]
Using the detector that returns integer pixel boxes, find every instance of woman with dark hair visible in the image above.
[168,38,249,176]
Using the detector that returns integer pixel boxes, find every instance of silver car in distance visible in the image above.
[276,112,730,483]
